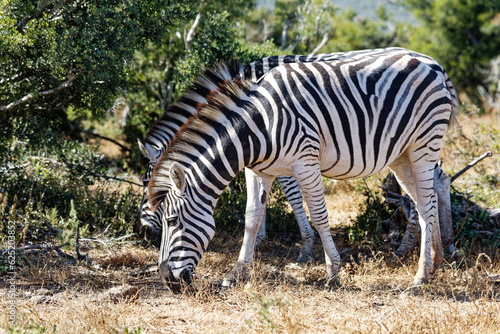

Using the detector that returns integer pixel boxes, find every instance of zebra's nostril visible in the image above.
[158,262,192,293]
[179,269,192,285]
[158,261,173,284]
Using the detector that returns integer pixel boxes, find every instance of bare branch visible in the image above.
[185,0,204,51]
[60,156,143,187]
[309,33,329,56]
[79,128,131,152]
[0,71,80,112]
[450,151,493,183]
[280,18,290,51]
[262,18,269,43]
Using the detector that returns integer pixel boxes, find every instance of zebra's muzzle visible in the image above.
[159,262,192,293]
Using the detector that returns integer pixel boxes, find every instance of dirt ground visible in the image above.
[1,230,499,333]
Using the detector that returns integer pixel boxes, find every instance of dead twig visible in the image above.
[363,178,376,202]
[129,263,158,276]
[79,128,131,152]
[450,151,493,183]
[59,156,142,187]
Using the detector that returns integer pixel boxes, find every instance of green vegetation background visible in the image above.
[1,0,499,252]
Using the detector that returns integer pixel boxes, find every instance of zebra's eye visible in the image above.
[166,217,178,227]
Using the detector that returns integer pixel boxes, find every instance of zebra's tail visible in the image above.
[444,71,459,127]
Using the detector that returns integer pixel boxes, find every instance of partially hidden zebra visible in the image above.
[136,52,356,263]
[147,47,458,290]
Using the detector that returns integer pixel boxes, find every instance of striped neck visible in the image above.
[147,68,270,211]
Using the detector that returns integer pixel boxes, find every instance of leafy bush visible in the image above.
[214,171,297,236]
[0,118,140,243]
[348,187,394,245]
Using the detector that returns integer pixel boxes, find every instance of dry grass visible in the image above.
[1,236,499,333]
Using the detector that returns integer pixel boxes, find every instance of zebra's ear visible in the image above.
[169,162,186,192]
[137,139,152,161]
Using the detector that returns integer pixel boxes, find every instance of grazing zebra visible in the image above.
[136,52,355,261]
[148,47,458,290]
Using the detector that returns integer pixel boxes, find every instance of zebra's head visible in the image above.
[148,160,215,292]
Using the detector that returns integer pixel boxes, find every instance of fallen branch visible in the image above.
[53,246,77,263]
[129,263,158,276]
[80,233,138,247]
[44,221,61,234]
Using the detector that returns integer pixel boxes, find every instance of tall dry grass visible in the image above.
[1,234,499,333]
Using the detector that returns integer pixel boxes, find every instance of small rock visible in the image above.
[101,284,139,302]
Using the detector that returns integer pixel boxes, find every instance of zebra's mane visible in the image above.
[147,61,256,210]
[143,61,245,151]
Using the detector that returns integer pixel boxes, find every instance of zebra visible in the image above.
[136,52,359,261]
[147,47,458,290]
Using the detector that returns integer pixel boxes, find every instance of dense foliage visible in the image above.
[0,0,198,123]
[403,0,500,102]
[0,119,139,243]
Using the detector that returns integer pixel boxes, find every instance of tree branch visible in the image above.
[309,33,328,56]
[450,151,493,184]
[185,0,204,51]
[79,128,131,152]
[0,71,80,112]
[281,18,290,51]
[60,157,143,187]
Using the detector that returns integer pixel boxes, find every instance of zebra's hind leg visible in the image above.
[293,164,340,286]
[254,207,267,249]
[389,154,444,285]
[434,164,455,254]
[277,176,315,263]
[222,168,275,287]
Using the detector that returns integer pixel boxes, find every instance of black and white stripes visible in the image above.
[148,47,458,289]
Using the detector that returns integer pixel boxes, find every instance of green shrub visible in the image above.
[0,118,140,243]
[214,171,297,236]
[348,188,394,245]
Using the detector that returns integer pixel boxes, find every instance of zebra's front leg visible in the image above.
[277,176,315,263]
[222,169,275,287]
[293,165,340,286]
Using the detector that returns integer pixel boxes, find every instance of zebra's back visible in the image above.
[248,48,457,179]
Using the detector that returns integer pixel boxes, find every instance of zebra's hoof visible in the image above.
[412,276,429,286]
[325,276,340,288]
[222,266,247,287]
[296,253,314,263]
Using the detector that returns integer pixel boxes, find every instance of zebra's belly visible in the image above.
[318,148,394,181]
[320,162,386,180]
